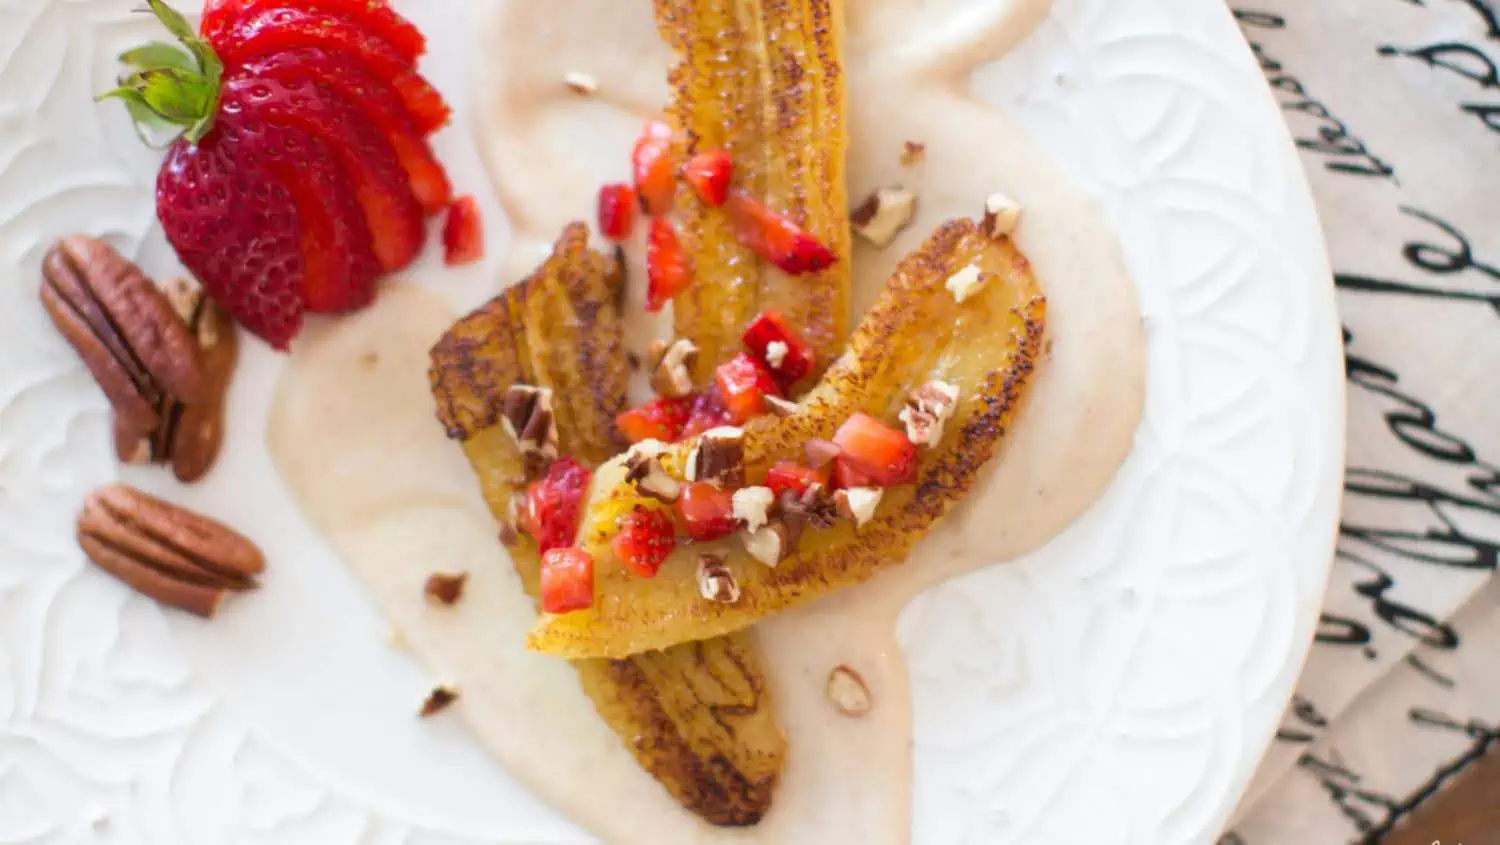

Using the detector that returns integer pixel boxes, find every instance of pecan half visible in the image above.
[76,484,265,618]
[40,237,205,435]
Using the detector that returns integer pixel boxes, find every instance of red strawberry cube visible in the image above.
[764,462,828,498]
[680,391,734,439]
[540,546,595,614]
[724,190,837,275]
[597,183,638,241]
[742,309,816,385]
[616,395,694,444]
[611,506,678,578]
[676,482,740,541]
[833,413,918,486]
[646,217,694,312]
[524,457,593,554]
[683,150,732,206]
[442,195,484,266]
[632,120,677,217]
[714,353,784,424]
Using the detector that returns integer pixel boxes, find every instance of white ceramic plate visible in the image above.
[0,1,1341,843]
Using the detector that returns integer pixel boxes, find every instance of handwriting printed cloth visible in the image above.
[1220,2,1500,843]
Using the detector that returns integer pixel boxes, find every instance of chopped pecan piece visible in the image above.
[742,522,792,567]
[75,483,264,618]
[500,384,559,470]
[420,685,459,717]
[899,380,961,448]
[900,141,926,167]
[982,192,1023,238]
[695,554,741,603]
[731,486,775,532]
[624,446,682,503]
[650,338,699,398]
[424,571,469,606]
[834,487,884,527]
[826,665,872,717]
[851,187,918,248]
[686,426,745,487]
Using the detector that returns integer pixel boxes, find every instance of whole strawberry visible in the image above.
[102,0,450,349]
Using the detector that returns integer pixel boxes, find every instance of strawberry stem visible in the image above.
[99,0,224,147]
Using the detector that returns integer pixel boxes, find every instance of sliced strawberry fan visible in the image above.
[100,0,455,349]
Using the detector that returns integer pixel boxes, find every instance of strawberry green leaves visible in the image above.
[100,0,224,145]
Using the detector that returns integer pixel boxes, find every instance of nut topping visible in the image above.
[624,447,682,503]
[834,487,884,527]
[945,262,988,303]
[731,486,776,532]
[424,571,469,606]
[41,236,206,437]
[851,187,918,248]
[563,71,598,95]
[900,141,926,167]
[420,685,459,717]
[982,192,1024,238]
[742,522,792,566]
[778,483,839,532]
[686,426,745,487]
[76,483,265,618]
[650,338,699,398]
[696,554,741,603]
[826,665,873,717]
[500,384,559,469]
[899,380,960,448]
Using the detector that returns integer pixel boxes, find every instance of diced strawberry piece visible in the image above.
[724,190,837,275]
[540,547,594,614]
[742,309,816,385]
[676,482,739,541]
[611,506,678,578]
[833,413,919,486]
[714,353,783,424]
[683,150,732,206]
[632,120,677,216]
[598,183,638,241]
[442,195,484,266]
[524,457,593,554]
[227,72,425,274]
[616,395,694,444]
[830,456,877,490]
[765,462,827,498]
[215,7,450,134]
[646,217,693,311]
[680,391,733,439]
[202,0,427,64]
[242,48,452,215]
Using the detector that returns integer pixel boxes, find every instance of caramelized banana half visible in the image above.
[429,223,786,826]
[656,0,852,384]
[529,220,1047,660]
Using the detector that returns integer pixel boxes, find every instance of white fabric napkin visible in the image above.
[1222,2,1500,842]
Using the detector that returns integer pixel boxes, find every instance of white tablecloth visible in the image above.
[1223,2,1500,842]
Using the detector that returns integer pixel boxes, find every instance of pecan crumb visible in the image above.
[827,665,872,717]
[424,571,469,606]
[626,351,642,371]
[563,71,598,95]
[732,486,775,532]
[651,338,699,398]
[982,192,1024,238]
[686,426,745,486]
[742,521,792,566]
[624,443,682,503]
[778,483,838,532]
[834,487,884,527]
[696,554,741,603]
[420,685,459,717]
[945,263,989,303]
[899,380,961,447]
[900,141,926,167]
[500,384,558,471]
[851,187,918,248]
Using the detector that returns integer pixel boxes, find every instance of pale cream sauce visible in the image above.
[269,0,1145,842]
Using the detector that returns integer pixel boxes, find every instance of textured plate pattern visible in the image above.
[0,1,1340,845]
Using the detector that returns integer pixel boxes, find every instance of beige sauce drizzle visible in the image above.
[269,0,1145,842]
